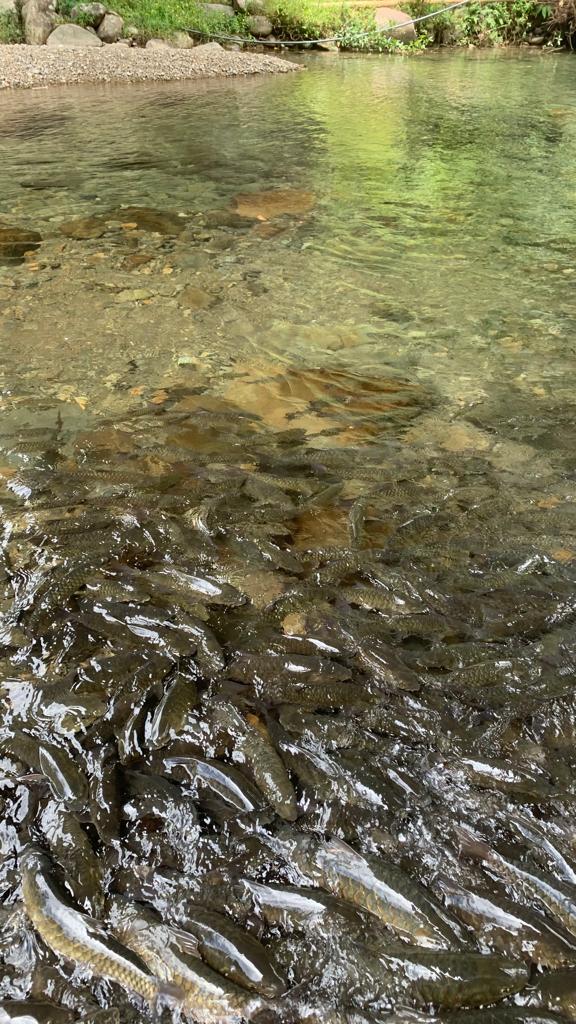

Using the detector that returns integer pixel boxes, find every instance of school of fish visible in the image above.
[0,382,576,1024]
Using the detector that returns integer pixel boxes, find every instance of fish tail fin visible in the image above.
[455,825,491,861]
[435,872,465,896]
[154,980,185,1013]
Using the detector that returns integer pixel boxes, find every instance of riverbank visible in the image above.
[0,41,300,89]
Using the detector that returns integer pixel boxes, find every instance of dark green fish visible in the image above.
[172,904,285,996]
[241,879,392,951]
[0,730,88,811]
[436,875,576,967]
[523,967,576,1019]
[458,828,576,938]
[39,800,104,916]
[0,1002,75,1023]
[212,703,297,821]
[278,835,454,948]
[443,1010,570,1024]
[164,755,264,819]
[351,946,529,1011]
[108,897,265,1022]
[123,769,199,833]
[20,846,175,1006]
[147,673,199,750]
[353,635,421,693]
[88,741,122,845]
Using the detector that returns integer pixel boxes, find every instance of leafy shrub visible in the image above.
[406,0,555,45]
[0,9,24,42]
[110,0,248,40]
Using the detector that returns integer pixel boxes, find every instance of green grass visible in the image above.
[0,9,24,43]
[105,0,248,40]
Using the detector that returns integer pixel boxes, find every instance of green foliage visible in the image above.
[406,0,555,45]
[110,0,248,40]
[269,0,425,50]
[338,13,427,52]
[270,0,346,38]
[0,9,24,43]
[57,0,98,26]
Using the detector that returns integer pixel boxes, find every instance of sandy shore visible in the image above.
[0,42,301,90]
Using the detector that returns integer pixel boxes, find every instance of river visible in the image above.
[0,50,576,1023]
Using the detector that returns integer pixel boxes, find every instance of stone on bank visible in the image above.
[47,22,103,45]
[97,12,124,42]
[69,2,106,26]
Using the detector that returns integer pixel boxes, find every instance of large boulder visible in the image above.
[20,0,56,45]
[97,11,123,41]
[47,22,102,44]
[246,13,272,36]
[374,6,416,41]
[69,2,106,26]
[200,3,234,17]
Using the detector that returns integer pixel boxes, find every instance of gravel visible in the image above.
[0,42,301,90]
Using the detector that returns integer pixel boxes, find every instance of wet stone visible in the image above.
[104,207,188,235]
[178,284,216,309]
[59,216,107,240]
[0,223,42,266]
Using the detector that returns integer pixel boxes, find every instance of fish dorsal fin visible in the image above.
[324,836,360,858]
[169,926,201,958]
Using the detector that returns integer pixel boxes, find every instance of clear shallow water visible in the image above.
[1,51,576,1024]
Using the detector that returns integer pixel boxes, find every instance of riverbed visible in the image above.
[1,50,576,1023]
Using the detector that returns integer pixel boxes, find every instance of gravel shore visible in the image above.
[0,42,301,90]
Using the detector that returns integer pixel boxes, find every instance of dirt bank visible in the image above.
[0,41,300,90]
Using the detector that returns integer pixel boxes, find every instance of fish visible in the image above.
[147,672,199,750]
[163,755,265,818]
[441,1010,570,1024]
[212,702,298,821]
[458,828,576,938]
[509,813,576,885]
[351,946,529,1011]
[523,966,576,1019]
[0,1002,75,1023]
[241,879,393,951]
[435,875,576,967]
[38,800,104,916]
[88,741,122,845]
[352,635,421,693]
[0,730,88,812]
[20,846,177,1007]
[171,904,285,996]
[108,897,265,1022]
[278,835,455,948]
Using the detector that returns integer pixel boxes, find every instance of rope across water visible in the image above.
[188,0,484,48]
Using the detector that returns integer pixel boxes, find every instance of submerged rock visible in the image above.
[104,206,187,235]
[59,216,106,240]
[177,285,216,310]
[0,222,42,266]
[233,188,316,221]
[46,23,103,46]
